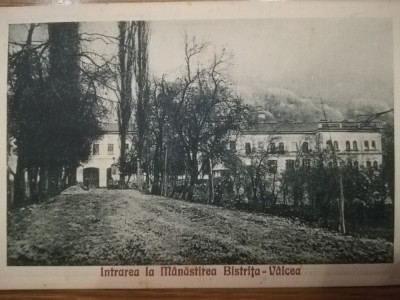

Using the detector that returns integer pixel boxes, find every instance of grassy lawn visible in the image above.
[7,187,393,266]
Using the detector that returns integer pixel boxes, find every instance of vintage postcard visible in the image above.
[0,0,399,289]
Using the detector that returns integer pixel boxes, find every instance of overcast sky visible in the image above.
[10,18,394,112]
[147,18,393,111]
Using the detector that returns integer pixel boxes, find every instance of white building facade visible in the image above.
[77,121,383,188]
[76,124,134,188]
[232,121,382,172]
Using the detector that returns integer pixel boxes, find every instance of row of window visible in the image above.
[231,141,288,155]
[92,143,129,155]
[230,139,378,154]
[243,142,287,155]
[230,141,309,155]
[328,140,377,151]
[284,159,380,170]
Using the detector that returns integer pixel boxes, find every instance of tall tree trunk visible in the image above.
[48,164,61,196]
[187,154,198,202]
[38,166,48,198]
[11,24,36,207]
[119,131,127,186]
[47,22,81,195]
[13,150,26,207]
[117,21,135,188]
[338,172,346,234]
[135,21,150,191]
[162,146,168,196]
[271,172,277,207]
[152,125,163,194]
[62,165,75,187]
[208,157,214,203]
[28,167,38,202]
[136,158,141,190]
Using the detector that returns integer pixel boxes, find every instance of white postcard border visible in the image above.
[0,0,399,289]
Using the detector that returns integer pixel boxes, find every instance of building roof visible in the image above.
[245,122,317,133]
[102,121,381,135]
[242,121,381,134]
[102,123,135,133]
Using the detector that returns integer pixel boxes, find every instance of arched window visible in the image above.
[373,161,379,170]
[364,140,369,150]
[229,141,236,151]
[371,140,376,150]
[353,141,358,151]
[295,159,301,168]
[108,144,114,155]
[268,160,277,174]
[366,161,371,168]
[354,161,359,169]
[345,141,350,151]
[334,141,339,151]
[302,142,309,153]
[93,144,99,155]
[245,143,251,155]
[326,140,332,149]
[286,159,295,170]
[269,142,276,153]
[278,142,285,153]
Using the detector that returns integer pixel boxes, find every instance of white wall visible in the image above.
[236,132,315,154]
[77,132,131,187]
[232,129,383,173]
[318,131,382,166]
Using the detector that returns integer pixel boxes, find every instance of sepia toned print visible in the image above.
[6,18,394,267]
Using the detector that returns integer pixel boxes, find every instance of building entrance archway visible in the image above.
[83,167,99,188]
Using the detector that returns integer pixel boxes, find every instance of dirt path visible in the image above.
[7,188,393,266]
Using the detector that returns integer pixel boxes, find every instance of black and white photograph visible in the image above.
[5,13,395,270]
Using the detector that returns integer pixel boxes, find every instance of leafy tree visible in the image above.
[115,21,136,187]
[112,21,150,188]
[279,134,389,232]
[381,117,394,201]
[134,21,150,190]
[8,24,44,205]
[238,136,281,210]
[147,78,179,194]
[169,35,248,201]
[8,23,105,206]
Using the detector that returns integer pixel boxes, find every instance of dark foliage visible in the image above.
[8,23,104,206]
